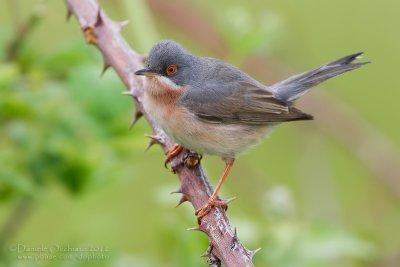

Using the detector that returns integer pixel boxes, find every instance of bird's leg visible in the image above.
[164,144,184,168]
[195,158,235,221]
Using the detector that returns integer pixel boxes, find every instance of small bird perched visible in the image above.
[135,40,368,220]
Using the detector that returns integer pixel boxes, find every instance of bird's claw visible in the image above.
[183,151,202,168]
[164,144,184,169]
[195,196,228,222]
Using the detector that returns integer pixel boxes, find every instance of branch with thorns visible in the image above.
[65,0,260,266]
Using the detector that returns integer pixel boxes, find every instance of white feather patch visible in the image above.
[155,76,181,90]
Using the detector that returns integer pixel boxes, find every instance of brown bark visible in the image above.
[64,0,257,266]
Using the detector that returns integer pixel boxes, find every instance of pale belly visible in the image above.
[143,93,272,158]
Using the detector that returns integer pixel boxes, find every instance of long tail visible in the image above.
[270,52,370,103]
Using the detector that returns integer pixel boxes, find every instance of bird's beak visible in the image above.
[134,68,157,77]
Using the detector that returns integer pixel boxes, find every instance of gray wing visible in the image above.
[178,62,313,125]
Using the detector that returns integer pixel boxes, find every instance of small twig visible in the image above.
[5,4,44,61]
[65,1,255,266]
[0,196,34,248]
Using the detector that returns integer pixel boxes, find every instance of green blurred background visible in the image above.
[0,0,399,266]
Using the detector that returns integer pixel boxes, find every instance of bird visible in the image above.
[135,40,369,220]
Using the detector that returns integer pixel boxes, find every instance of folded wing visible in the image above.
[178,80,312,125]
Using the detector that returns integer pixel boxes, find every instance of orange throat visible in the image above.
[146,76,185,105]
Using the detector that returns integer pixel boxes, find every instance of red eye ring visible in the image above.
[166,64,178,76]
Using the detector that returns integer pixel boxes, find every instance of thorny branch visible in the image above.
[65,0,258,266]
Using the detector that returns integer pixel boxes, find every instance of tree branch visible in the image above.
[64,0,256,266]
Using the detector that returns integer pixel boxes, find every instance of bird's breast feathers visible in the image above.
[143,78,272,157]
[143,76,187,127]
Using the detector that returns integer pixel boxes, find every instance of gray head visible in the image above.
[134,40,198,86]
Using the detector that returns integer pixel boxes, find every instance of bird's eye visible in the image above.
[166,64,178,76]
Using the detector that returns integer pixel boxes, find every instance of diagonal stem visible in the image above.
[64,0,257,266]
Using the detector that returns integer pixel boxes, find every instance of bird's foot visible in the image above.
[195,196,228,222]
[183,151,202,168]
[164,144,184,169]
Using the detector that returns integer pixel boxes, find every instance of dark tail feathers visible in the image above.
[271,52,370,103]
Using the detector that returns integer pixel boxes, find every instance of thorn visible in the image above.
[144,140,156,152]
[122,91,134,96]
[144,133,161,141]
[230,227,238,250]
[100,63,110,77]
[144,134,160,151]
[66,9,72,21]
[250,248,262,259]
[225,196,237,205]
[201,244,213,258]
[175,195,188,207]
[170,188,182,194]
[222,196,237,212]
[94,8,104,27]
[129,110,143,129]
[186,227,201,232]
[118,19,130,30]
